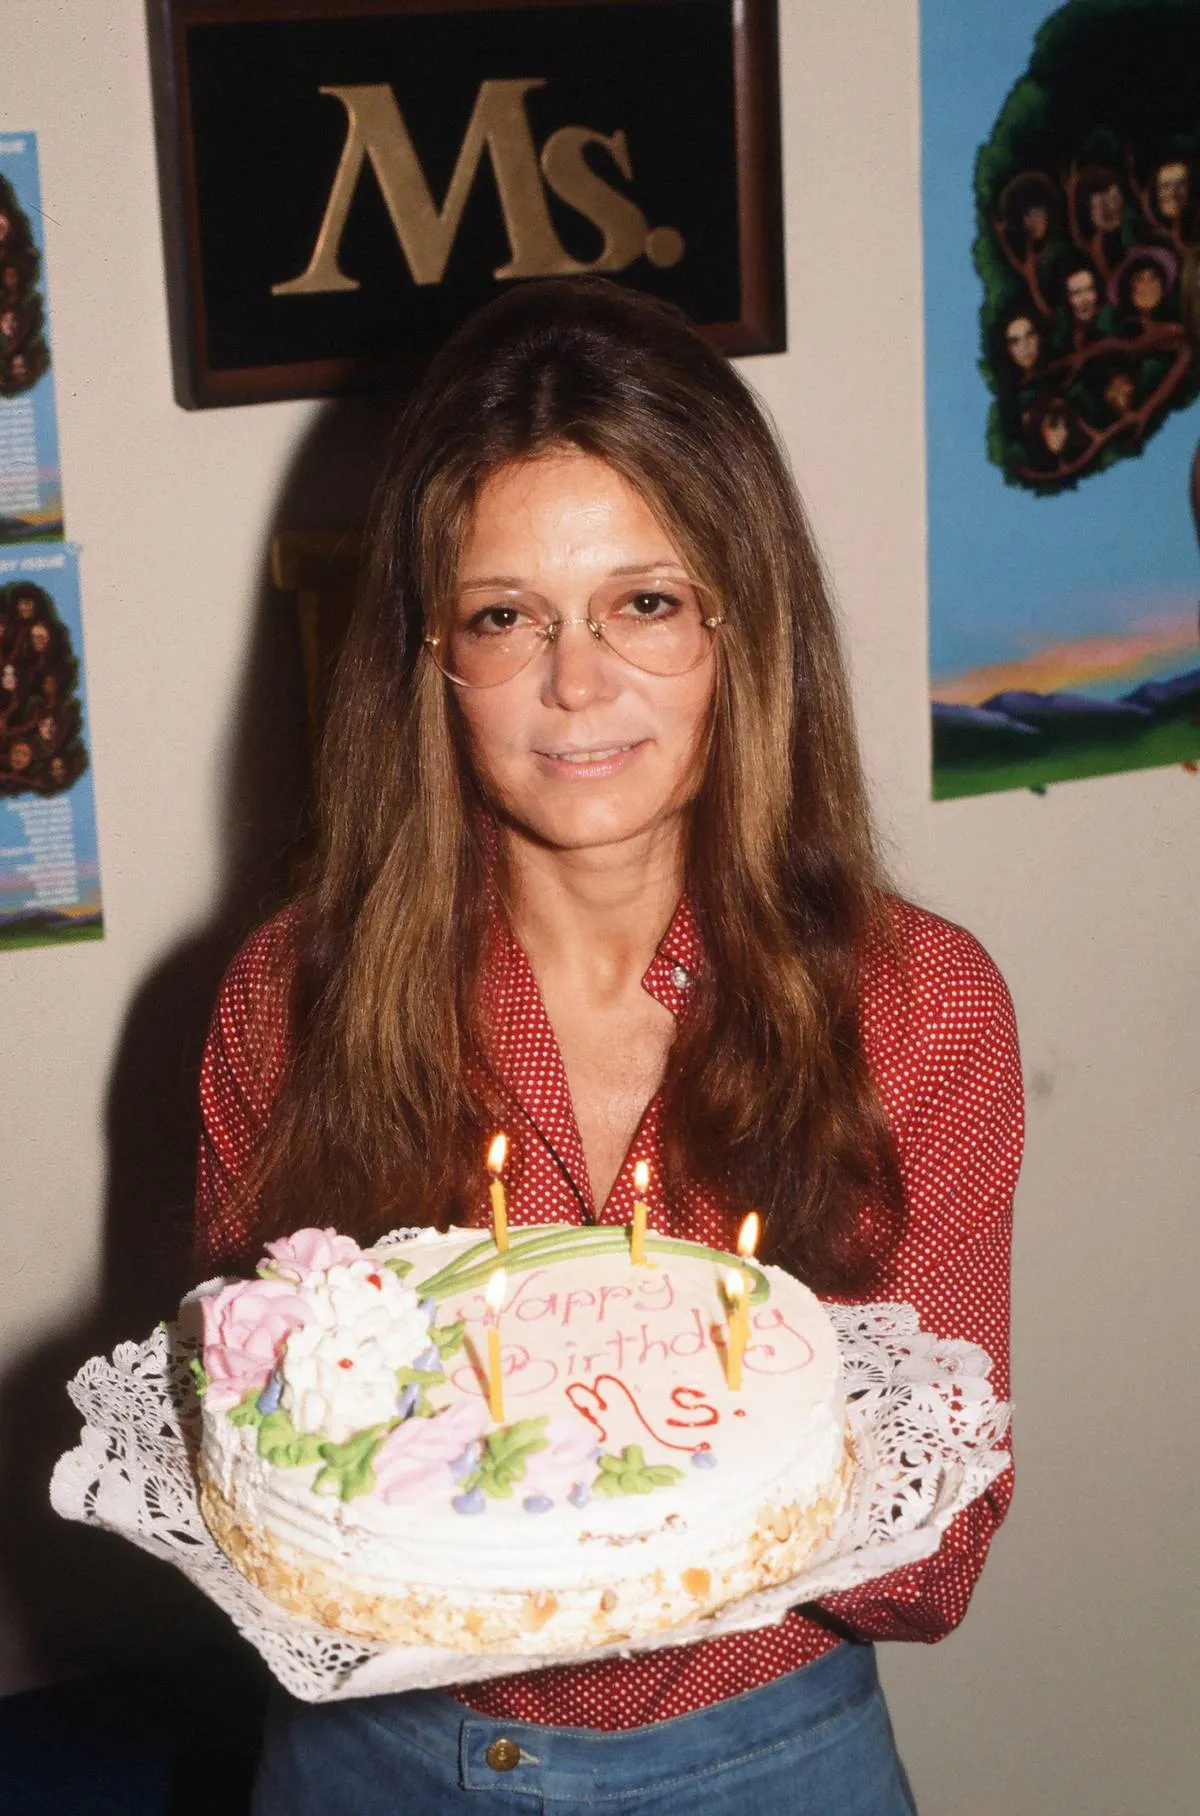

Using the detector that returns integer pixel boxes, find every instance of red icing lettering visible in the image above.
[742,1307,815,1376]
[509,1269,559,1323]
[668,1306,711,1358]
[449,1348,557,1399]
[665,1386,719,1429]
[631,1272,674,1313]
[565,1374,709,1454]
[596,1283,632,1322]
[562,1287,597,1326]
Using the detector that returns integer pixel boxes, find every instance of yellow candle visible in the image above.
[724,1268,746,1390]
[487,1132,509,1251]
[485,1267,507,1422]
[631,1159,650,1266]
[737,1211,759,1353]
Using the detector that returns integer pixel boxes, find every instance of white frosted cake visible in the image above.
[194,1223,850,1655]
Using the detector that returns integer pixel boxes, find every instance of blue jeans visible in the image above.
[251,1641,917,1814]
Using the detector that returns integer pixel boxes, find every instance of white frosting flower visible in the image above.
[280,1323,405,1441]
[277,1262,433,1442]
[315,1260,429,1351]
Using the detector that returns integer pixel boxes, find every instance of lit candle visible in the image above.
[487,1132,509,1251]
[724,1268,747,1390]
[631,1159,651,1266]
[485,1267,507,1423]
[736,1211,760,1352]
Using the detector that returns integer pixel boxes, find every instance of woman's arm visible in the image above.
[195,911,297,1270]
[814,908,1023,1643]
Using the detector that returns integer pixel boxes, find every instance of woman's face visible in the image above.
[450,451,717,857]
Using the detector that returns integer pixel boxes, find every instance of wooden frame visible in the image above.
[149,0,784,408]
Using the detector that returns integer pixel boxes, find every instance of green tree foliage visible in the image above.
[975,0,1200,494]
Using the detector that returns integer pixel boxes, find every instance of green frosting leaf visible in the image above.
[313,1426,390,1501]
[188,1357,209,1396]
[462,1417,549,1501]
[255,1411,325,1469]
[430,1318,465,1360]
[592,1445,684,1498]
[229,1390,265,1429]
[382,1255,413,1279]
[395,1362,446,1417]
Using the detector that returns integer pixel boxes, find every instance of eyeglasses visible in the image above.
[424,576,724,688]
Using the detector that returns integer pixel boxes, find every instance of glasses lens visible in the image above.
[594,580,715,676]
[442,594,545,687]
[435,581,720,686]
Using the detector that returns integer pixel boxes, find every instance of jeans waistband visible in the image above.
[358,1642,879,1800]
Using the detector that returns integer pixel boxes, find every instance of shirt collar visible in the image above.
[640,893,701,1015]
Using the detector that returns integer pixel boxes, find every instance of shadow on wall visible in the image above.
[0,390,400,1700]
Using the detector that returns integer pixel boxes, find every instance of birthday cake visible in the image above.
[194,1224,851,1655]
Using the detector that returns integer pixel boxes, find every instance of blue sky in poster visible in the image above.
[920,0,1200,692]
[0,130,63,527]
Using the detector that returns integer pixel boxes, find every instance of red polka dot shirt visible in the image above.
[196,894,1022,1732]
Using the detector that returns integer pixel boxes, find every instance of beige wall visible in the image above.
[3,3,1196,1810]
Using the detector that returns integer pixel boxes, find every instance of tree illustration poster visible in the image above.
[0,132,62,544]
[0,545,103,950]
[921,0,1200,800]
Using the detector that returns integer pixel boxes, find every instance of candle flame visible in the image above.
[487,1132,508,1174]
[724,1267,746,1304]
[737,1212,760,1261]
[485,1267,507,1315]
[633,1159,650,1193]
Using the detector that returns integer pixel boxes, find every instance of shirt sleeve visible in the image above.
[813,908,1023,1644]
[195,911,297,1270]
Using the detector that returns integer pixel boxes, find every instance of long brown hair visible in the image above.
[238,279,903,1290]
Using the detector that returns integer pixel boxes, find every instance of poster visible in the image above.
[0,545,102,950]
[0,132,62,543]
[922,0,1200,800]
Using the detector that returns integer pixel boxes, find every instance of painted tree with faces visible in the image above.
[0,579,88,797]
[0,173,49,399]
[974,0,1200,527]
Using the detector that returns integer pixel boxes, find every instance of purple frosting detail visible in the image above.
[413,1345,440,1373]
[568,1483,591,1509]
[395,1383,420,1421]
[452,1486,487,1516]
[690,1449,719,1469]
[450,1442,481,1482]
[255,1373,283,1416]
[523,1494,554,1514]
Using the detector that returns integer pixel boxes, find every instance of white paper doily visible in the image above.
[50,1256,1010,1704]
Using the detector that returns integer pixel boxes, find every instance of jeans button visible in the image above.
[485,1737,521,1771]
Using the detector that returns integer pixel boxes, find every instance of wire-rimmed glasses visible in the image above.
[424,575,724,688]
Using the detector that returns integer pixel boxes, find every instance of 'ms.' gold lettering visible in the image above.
[272,80,683,296]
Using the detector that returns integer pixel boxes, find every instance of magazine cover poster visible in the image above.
[0,131,63,544]
[0,544,102,950]
[922,0,1200,800]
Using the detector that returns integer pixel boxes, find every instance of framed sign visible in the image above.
[149,0,784,408]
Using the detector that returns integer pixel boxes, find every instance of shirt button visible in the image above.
[670,964,692,989]
[485,1738,522,1772]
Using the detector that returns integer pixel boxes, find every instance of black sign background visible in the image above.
[153,0,783,407]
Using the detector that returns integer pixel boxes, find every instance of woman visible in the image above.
[196,280,1022,1814]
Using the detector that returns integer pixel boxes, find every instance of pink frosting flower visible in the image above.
[201,1278,314,1412]
[372,1401,489,1503]
[259,1227,364,1282]
[520,1416,600,1501]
